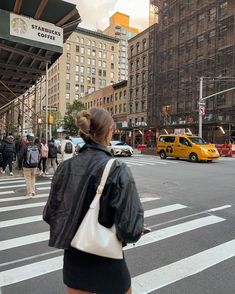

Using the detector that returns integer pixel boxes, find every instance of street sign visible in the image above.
[42,106,57,112]
[199,105,205,116]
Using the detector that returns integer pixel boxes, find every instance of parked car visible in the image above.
[108,141,133,157]
[70,137,85,154]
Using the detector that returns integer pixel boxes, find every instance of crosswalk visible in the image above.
[0,176,234,293]
[120,155,179,167]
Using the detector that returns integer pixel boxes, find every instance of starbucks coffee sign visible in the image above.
[10,13,63,47]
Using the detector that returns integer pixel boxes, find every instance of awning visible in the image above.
[0,0,81,111]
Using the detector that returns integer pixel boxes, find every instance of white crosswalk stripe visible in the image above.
[0,176,233,293]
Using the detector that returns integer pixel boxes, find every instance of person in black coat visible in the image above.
[0,134,15,175]
[43,108,144,294]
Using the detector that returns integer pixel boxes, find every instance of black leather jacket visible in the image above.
[43,142,144,249]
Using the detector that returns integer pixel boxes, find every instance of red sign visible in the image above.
[199,105,205,116]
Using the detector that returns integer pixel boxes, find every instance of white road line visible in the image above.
[0,181,51,190]
[125,215,225,250]
[0,255,63,287]
[0,202,46,212]
[0,191,14,195]
[124,162,144,166]
[140,197,160,203]
[0,214,224,252]
[0,179,26,185]
[36,187,50,191]
[208,205,232,212]
[0,215,42,228]
[124,160,156,165]
[0,193,48,202]
[0,222,231,288]
[0,232,49,251]
[0,197,158,229]
[132,239,235,293]
[144,204,187,218]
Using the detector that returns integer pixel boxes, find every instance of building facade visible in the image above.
[47,27,119,117]
[149,0,235,143]
[127,27,150,128]
[103,12,139,81]
[81,81,128,130]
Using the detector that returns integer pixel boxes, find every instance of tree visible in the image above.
[63,101,85,135]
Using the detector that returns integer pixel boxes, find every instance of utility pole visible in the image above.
[198,77,204,137]
[45,63,49,143]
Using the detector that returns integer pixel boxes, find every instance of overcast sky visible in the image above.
[78,0,149,31]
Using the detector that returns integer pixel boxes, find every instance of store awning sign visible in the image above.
[10,13,63,47]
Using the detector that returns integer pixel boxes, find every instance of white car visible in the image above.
[108,141,133,157]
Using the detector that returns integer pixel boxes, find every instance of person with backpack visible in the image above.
[0,133,15,176]
[38,138,49,176]
[47,138,58,173]
[20,135,40,197]
[61,135,75,161]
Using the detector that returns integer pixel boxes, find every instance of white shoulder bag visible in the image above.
[70,158,123,259]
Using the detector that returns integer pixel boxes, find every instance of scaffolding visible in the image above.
[148,0,235,142]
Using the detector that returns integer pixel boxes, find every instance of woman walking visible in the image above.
[43,108,144,294]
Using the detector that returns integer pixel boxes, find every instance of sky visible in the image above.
[78,0,149,32]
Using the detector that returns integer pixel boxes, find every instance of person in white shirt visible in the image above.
[61,136,75,161]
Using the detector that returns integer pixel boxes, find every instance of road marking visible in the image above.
[0,179,26,185]
[0,181,51,189]
[0,232,49,251]
[140,197,160,203]
[36,187,50,191]
[0,193,48,202]
[208,205,232,212]
[0,191,14,195]
[125,215,225,250]
[124,162,144,166]
[0,202,46,212]
[0,215,42,228]
[0,256,63,287]
[144,204,187,218]
[0,249,61,267]
[124,160,156,165]
[0,197,159,228]
[132,239,235,293]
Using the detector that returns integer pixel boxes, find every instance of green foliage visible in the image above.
[63,100,84,135]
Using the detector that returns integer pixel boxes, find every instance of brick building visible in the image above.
[149,0,235,143]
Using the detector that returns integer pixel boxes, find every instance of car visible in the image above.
[157,134,220,162]
[108,141,133,157]
[70,137,85,153]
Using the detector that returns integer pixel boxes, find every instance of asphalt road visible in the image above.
[0,154,235,294]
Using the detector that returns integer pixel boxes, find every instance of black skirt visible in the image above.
[63,248,131,294]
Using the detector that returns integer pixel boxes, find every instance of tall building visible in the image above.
[103,12,139,81]
[149,0,235,143]
[127,27,150,128]
[47,27,119,116]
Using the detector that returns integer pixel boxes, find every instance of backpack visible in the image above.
[26,145,40,167]
[49,144,58,158]
[64,141,73,154]
[41,143,49,158]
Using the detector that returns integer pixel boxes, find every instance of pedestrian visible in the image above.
[38,138,48,176]
[43,108,144,294]
[14,135,24,170]
[0,133,15,176]
[20,135,40,197]
[47,138,58,173]
[60,135,75,161]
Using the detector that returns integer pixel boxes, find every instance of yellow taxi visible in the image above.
[157,134,220,162]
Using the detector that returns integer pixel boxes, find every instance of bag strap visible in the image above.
[97,159,116,195]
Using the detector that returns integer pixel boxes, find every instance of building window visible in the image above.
[66,83,70,92]
[66,43,70,50]
[87,67,91,75]
[66,63,70,71]
[143,40,146,50]
[66,53,70,61]
[92,49,96,57]
[98,60,102,67]
[87,48,91,55]
[103,61,106,68]
[80,56,84,63]
[80,47,84,54]
[76,45,79,53]
[197,35,204,48]
[76,36,80,43]
[80,76,84,83]
[111,63,114,70]
[92,59,96,66]
[80,66,84,73]
[220,1,228,17]
[91,68,96,75]
[66,73,70,80]
[92,40,96,47]
[103,52,107,59]
[130,46,134,56]
[75,75,79,82]
[80,38,84,44]
[87,40,91,46]
[76,65,79,72]
[209,7,216,21]
[111,72,114,79]
[98,69,102,76]
[76,55,79,62]
[92,77,96,84]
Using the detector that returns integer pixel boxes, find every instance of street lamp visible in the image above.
[198,76,235,138]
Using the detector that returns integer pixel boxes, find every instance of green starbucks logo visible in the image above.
[11,17,27,34]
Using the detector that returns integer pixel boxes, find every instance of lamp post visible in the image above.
[198,76,235,138]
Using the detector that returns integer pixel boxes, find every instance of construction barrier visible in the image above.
[215,144,232,157]
[137,144,147,150]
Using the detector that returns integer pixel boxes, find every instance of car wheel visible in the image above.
[160,150,166,159]
[207,160,212,163]
[189,153,198,162]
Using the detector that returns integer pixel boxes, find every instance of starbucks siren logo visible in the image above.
[11,18,27,34]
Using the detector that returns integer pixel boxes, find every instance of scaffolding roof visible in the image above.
[0,0,81,110]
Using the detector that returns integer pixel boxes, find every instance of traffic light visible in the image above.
[48,114,54,124]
